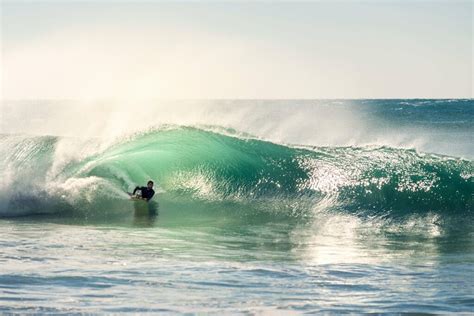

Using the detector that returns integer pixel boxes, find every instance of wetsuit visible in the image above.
[133,186,155,201]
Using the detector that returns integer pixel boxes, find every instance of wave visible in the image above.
[0,126,472,219]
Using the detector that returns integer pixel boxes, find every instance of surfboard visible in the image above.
[128,192,145,201]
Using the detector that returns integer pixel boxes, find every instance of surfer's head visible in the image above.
[147,180,154,189]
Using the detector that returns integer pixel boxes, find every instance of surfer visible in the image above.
[132,180,155,201]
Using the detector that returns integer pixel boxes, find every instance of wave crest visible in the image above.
[0,127,472,218]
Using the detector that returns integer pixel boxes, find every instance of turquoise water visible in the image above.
[0,99,473,313]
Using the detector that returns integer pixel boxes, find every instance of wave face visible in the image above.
[1,127,472,220]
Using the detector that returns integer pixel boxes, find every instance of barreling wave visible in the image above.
[0,126,472,219]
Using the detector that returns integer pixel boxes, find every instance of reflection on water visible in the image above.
[6,197,472,264]
[290,210,474,265]
[0,204,472,313]
[132,200,159,227]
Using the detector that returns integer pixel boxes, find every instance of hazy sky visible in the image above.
[1,1,472,99]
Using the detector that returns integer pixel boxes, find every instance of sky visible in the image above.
[0,0,472,99]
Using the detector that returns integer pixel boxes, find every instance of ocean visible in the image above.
[0,99,472,313]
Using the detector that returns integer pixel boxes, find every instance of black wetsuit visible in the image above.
[133,186,155,201]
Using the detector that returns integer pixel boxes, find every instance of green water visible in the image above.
[0,100,473,313]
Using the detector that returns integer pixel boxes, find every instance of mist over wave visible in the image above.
[2,99,473,157]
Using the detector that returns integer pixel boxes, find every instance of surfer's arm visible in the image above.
[132,186,140,195]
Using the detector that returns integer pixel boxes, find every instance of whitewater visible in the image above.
[0,99,473,313]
